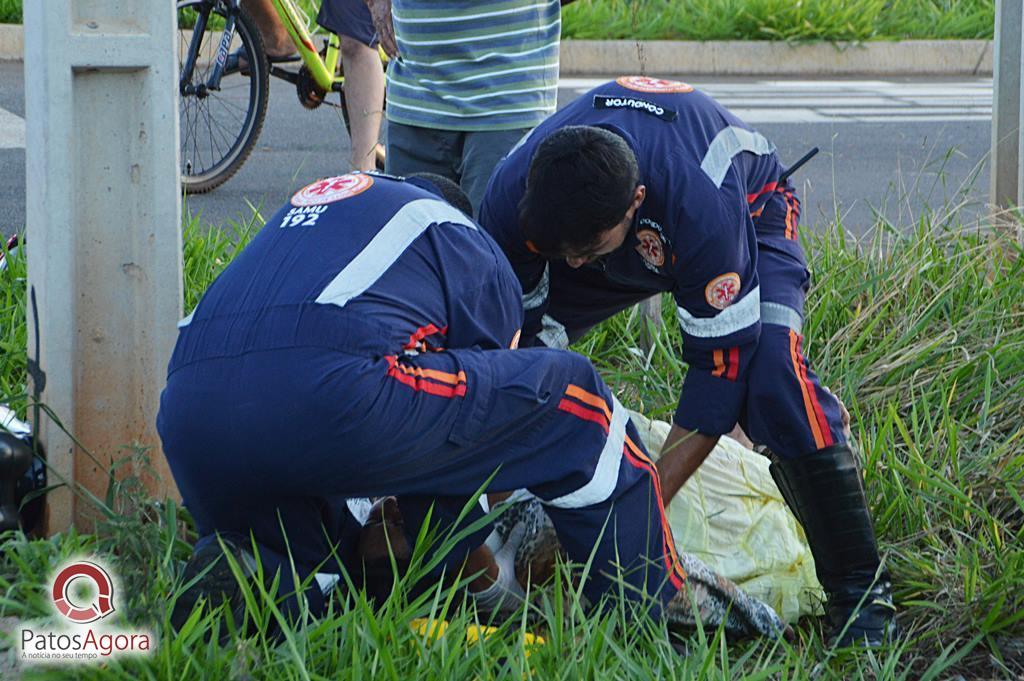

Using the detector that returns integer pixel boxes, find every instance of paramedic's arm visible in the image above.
[657,426,719,501]
[657,181,760,501]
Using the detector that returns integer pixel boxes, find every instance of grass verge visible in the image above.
[6,0,998,41]
[0,208,1022,677]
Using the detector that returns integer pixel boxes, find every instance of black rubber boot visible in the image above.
[770,444,897,647]
[170,533,258,637]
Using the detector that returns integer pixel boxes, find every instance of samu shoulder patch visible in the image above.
[615,76,694,94]
[291,173,374,207]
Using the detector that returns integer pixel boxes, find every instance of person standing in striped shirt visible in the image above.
[365,0,561,213]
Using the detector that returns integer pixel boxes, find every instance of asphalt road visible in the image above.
[0,61,992,239]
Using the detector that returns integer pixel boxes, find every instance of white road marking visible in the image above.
[557,77,993,124]
[0,105,25,149]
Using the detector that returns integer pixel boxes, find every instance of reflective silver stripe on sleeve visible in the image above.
[316,199,476,309]
[522,263,549,311]
[545,395,627,509]
[700,126,776,188]
[177,311,195,329]
[537,314,569,349]
[760,301,803,333]
[676,286,761,338]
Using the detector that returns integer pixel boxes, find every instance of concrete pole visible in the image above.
[1019,24,1024,207]
[991,0,1023,209]
[24,1,182,531]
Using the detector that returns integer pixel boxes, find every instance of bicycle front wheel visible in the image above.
[177,1,269,193]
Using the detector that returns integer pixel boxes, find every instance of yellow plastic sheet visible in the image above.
[629,411,824,623]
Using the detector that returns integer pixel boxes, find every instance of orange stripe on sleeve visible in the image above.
[746,181,778,204]
[711,349,726,378]
[726,347,740,382]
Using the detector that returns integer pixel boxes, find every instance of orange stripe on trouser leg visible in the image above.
[788,330,827,449]
[385,357,467,398]
[565,384,613,421]
[558,402,685,587]
[392,362,466,386]
[795,334,834,448]
[712,349,726,378]
[557,398,610,433]
[625,436,687,586]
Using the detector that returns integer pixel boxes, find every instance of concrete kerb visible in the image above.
[560,40,993,77]
[0,25,21,60]
[0,23,993,76]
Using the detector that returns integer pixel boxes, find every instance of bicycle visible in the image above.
[177,0,384,194]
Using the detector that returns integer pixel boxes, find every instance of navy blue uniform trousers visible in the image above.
[159,345,684,617]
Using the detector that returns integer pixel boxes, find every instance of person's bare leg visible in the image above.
[242,0,297,58]
[340,36,385,171]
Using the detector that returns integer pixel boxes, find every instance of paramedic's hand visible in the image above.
[821,385,852,440]
[656,425,719,502]
[365,0,398,59]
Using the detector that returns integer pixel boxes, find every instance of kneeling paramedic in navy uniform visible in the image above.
[159,171,685,626]
[478,77,896,647]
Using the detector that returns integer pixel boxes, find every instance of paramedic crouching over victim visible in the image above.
[479,76,897,647]
[158,171,686,628]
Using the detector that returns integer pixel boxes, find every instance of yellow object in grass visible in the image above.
[410,618,545,654]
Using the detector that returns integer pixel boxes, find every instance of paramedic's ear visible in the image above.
[628,185,646,217]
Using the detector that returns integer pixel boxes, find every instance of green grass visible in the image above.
[5,0,998,40]
[0,0,18,25]
[560,0,996,41]
[1,204,1023,677]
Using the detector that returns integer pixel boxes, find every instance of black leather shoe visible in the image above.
[170,533,257,635]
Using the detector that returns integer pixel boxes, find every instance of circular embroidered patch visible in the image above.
[616,76,694,94]
[291,173,374,207]
[635,229,666,267]
[705,273,741,310]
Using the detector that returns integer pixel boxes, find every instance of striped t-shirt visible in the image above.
[386,0,561,131]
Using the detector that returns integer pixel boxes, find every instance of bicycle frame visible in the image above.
[180,0,244,96]
[270,0,342,93]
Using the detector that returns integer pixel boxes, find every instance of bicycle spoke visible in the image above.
[206,100,241,155]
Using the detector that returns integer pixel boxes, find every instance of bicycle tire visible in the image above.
[177,1,269,194]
